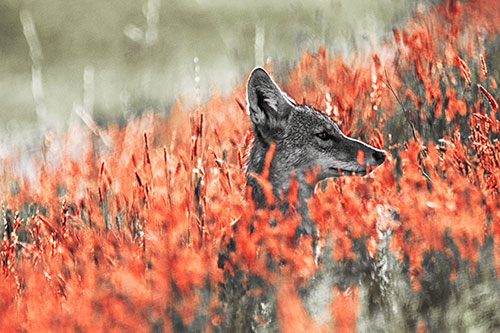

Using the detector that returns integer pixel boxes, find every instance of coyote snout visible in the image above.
[245,67,386,234]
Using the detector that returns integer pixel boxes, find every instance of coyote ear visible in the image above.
[246,67,294,135]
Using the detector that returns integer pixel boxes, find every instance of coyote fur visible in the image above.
[246,67,386,235]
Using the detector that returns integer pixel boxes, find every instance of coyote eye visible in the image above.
[316,131,341,144]
[316,131,330,141]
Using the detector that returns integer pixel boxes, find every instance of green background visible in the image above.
[0,0,417,141]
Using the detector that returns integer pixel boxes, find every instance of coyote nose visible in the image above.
[373,150,386,165]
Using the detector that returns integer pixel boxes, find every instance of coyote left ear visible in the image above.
[246,67,294,138]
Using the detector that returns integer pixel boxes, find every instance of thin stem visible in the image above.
[384,70,432,184]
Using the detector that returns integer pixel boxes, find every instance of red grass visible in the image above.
[1,0,500,330]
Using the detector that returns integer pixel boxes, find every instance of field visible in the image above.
[1,0,500,332]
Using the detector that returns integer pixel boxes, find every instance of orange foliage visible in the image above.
[0,0,500,330]
[277,281,326,333]
[330,287,360,333]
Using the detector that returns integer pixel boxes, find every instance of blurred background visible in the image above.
[0,0,422,144]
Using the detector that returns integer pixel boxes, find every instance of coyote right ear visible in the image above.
[246,67,294,138]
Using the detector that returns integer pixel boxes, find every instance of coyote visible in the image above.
[246,67,386,235]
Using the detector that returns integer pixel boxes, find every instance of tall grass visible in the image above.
[1,0,500,331]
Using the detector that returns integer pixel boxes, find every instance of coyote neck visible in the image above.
[246,140,315,234]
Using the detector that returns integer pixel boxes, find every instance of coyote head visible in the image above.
[246,67,386,207]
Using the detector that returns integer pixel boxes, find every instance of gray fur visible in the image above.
[245,67,386,235]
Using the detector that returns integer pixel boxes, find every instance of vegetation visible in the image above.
[1,0,500,331]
